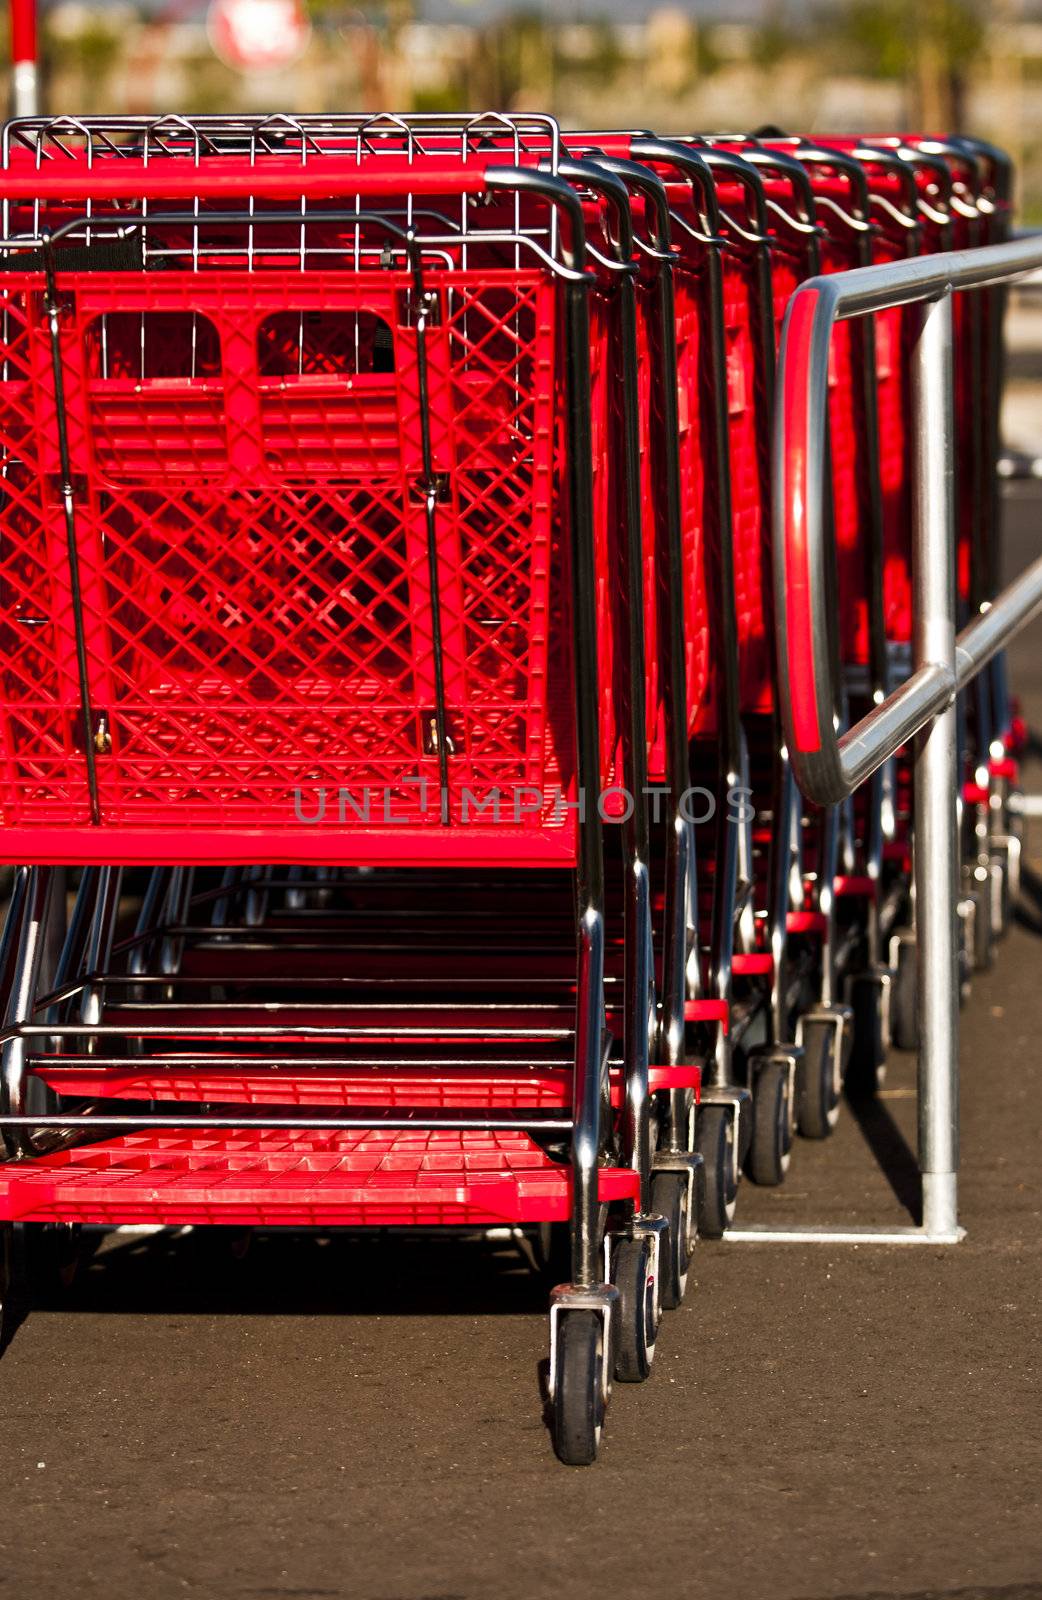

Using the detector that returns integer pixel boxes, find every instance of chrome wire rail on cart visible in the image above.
[734,231,1042,1245]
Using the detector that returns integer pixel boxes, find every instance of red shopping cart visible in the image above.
[0,117,680,1463]
[0,110,1019,1466]
[665,138,856,1142]
[808,136,1010,1026]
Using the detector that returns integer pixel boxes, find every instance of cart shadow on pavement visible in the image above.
[6,1224,553,1336]
[0,1083,929,1341]
[1013,859,1042,937]
[794,1586,1042,1600]
[843,1082,922,1224]
[0,1223,566,1454]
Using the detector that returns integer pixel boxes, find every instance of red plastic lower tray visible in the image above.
[29,1060,700,1108]
[0,1129,641,1228]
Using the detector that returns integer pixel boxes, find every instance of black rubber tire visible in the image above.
[847,973,888,1099]
[748,1059,792,1186]
[694,1106,737,1238]
[650,1171,692,1310]
[891,939,918,1050]
[612,1237,655,1383]
[796,1019,841,1140]
[553,1310,603,1466]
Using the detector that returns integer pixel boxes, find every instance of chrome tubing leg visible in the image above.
[1,865,56,1158]
[159,867,194,976]
[769,767,797,1043]
[661,815,693,1152]
[622,857,652,1204]
[208,867,240,932]
[572,906,606,1287]
[912,290,962,1242]
[44,866,99,1027]
[79,865,123,1026]
[127,866,175,977]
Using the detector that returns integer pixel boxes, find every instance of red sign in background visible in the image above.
[207,0,311,72]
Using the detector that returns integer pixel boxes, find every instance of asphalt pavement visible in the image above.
[0,500,1039,1600]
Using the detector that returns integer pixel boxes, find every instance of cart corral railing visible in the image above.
[769,230,1042,1245]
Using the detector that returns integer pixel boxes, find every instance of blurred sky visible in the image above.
[67,0,775,18]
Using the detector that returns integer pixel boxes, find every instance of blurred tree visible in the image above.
[646,10,694,98]
[470,12,551,109]
[750,15,801,71]
[412,83,470,112]
[832,0,909,77]
[570,21,623,86]
[825,0,983,127]
[694,26,722,77]
[44,12,124,112]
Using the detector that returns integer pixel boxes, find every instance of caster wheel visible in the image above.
[891,939,918,1050]
[797,1018,841,1139]
[612,1236,655,1383]
[650,1170,692,1310]
[553,1310,604,1466]
[748,1059,793,1186]
[694,1106,737,1238]
[847,972,888,1098]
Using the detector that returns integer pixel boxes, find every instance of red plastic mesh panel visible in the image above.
[31,1060,577,1108]
[790,153,920,645]
[872,276,914,642]
[943,214,984,610]
[560,263,644,803]
[822,140,991,617]
[0,268,575,858]
[721,249,773,715]
[892,144,993,612]
[0,1127,642,1227]
[660,268,713,746]
[0,290,93,820]
[814,233,876,667]
[634,280,665,767]
[30,1057,700,1109]
[611,167,717,746]
[767,154,881,671]
[587,292,624,792]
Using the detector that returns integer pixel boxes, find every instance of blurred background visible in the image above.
[5,0,1042,218]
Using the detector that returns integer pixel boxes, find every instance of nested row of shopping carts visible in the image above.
[0,113,1021,1463]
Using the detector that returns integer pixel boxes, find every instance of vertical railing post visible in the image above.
[10,0,40,117]
[911,289,962,1240]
